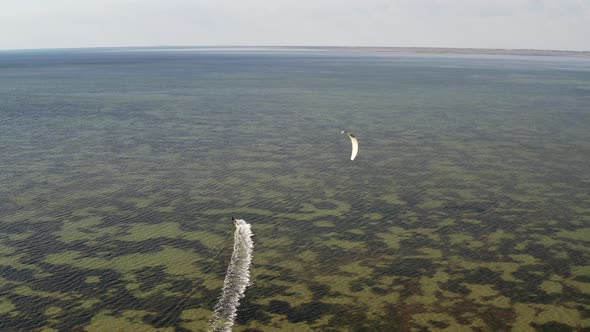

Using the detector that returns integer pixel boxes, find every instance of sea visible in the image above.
[1,47,589,331]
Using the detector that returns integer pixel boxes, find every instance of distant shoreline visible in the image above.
[273,46,590,57]
[2,45,589,57]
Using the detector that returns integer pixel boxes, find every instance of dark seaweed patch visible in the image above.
[267,300,291,315]
[480,306,516,331]
[574,275,590,283]
[349,277,377,293]
[532,321,575,332]
[0,265,36,283]
[135,266,168,292]
[326,303,402,332]
[371,286,388,295]
[3,294,70,330]
[286,301,333,323]
[235,301,271,325]
[309,283,331,300]
[430,319,451,329]
[463,267,502,284]
[377,258,436,278]
[243,283,290,300]
[442,279,471,295]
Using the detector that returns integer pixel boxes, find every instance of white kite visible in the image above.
[341,130,359,160]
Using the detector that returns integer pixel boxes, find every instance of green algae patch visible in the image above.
[203,207,274,218]
[486,229,516,243]
[314,275,398,320]
[514,241,529,250]
[554,250,569,259]
[462,218,482,225]
[529,233,564,247]
[241,314,325,332]
[40,328,59,332]
[418,200,445,209]
[571,265,590,277]
[179,308,212,332]
[13,286,76,300]
[44,306,63,317]
[117,222,183,241]
[59,216,115,243]
[466,284,498,298]
[413,248,443,259]
[273,199,352,221]
[0,298,15,314]
[0,242,16,255]
[509,254,540,265]
[313,220,335,228]
[363,212,383,220]
[564,280,590,294]
[43,251,81,265]
[380,194,406,205]
[85,276,101,284]
[124,278,183,298]
[254,249,283,266]
[158,206,175,213]
[447,233,484,249]
[322,238,366,251]
[378,226,442,251]
[7,232,32,241]
[126,197,154,209]
[346,228,366,235]
[376,227,405,250]
[270,280,315,304]
[540,280,563,294]
[2,210,39,223]
[534,304,582,327]
[557,228,590,242]
[84,310,174,332]
[466,284,511,308]
[44,246,203,276]
[450,258,521,282]
[439,218,456,227]
[79,299,101,310]
[192,231,226,249]
[512,303,536,332]
[340,261,373,276]
[408,271,449,306]
[257,236,293,250]
[297,250,318,262]
[411,312,465,331]
[272,256,314,274]
[202,277,223,291]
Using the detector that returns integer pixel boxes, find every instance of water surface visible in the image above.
[1,48,590,331]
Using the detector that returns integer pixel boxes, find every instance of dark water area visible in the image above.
[1,48,589,331]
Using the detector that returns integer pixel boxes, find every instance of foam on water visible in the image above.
[208,219,254,332]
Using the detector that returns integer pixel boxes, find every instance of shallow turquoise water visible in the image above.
[1,48,590,331]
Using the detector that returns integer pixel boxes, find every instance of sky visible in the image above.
[1,0,589,51]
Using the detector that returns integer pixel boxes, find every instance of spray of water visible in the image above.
[208,219,254,332]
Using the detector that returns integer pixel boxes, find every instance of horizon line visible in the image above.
[1,45,589,55]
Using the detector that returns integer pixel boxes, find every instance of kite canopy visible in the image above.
[341,130,359,160]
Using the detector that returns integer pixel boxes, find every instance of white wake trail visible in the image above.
[208,219,254,332]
